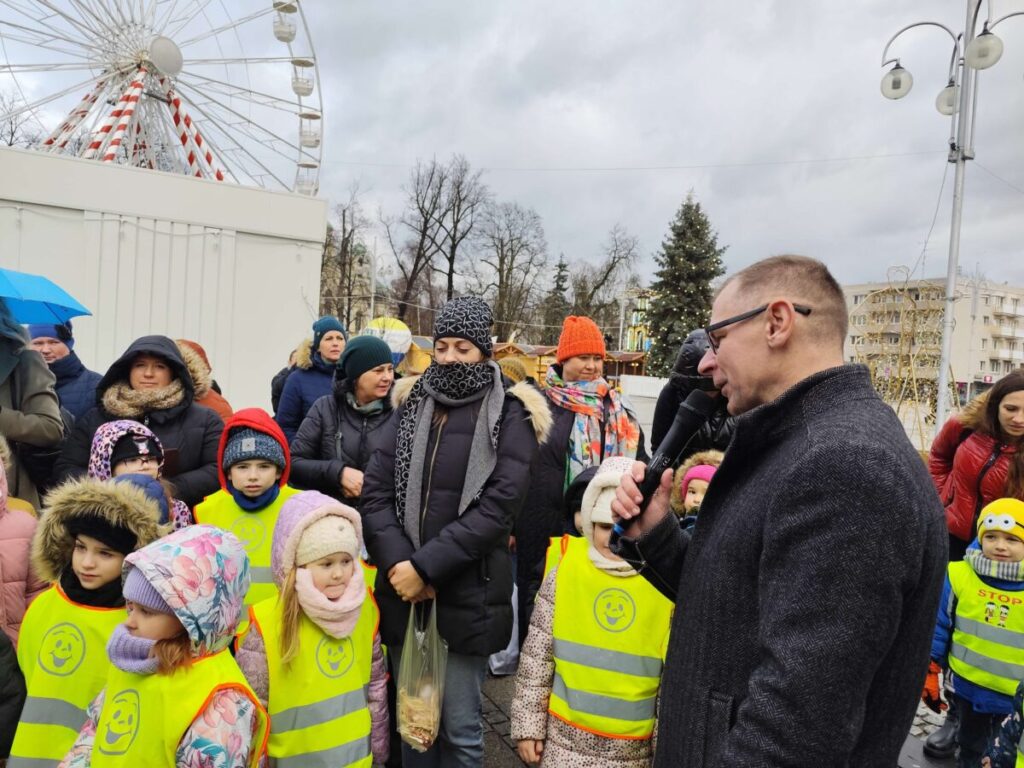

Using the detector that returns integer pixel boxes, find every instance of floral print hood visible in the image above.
[88,418,163,481]
[122,524,250,656]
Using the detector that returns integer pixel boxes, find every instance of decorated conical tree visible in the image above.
[646,193,727,376]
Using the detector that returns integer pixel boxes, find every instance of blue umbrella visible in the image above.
[0,267,92,324]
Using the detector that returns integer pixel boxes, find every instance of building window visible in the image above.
[984,296,990,306]
[981,339,988,350]
[984,316,990,325]
[853,294,864,305]
[980,361,986,372]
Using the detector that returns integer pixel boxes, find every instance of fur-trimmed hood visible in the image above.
[32,477,166,582]
[97,335,194,405]
[392,374,552,444]
[294,337,314,371]
[175,339,213,399]
[671,449,725,514]
[957,390,991,433]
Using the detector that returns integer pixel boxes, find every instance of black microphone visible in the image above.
[611,388,717,544]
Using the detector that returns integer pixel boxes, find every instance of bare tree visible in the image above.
[570,224,640,343]
[477,202,549,342]
[382,159,448,322]
[427,155,490,301]
[0,90,42,147]
[320,187,369,329]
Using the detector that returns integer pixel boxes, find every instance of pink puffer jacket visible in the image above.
[0,440,46,643]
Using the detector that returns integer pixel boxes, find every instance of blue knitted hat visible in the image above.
[27,321,74,350]
[312,316,347,352]
[222,427,285,471]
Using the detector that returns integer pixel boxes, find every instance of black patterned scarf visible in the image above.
[394,360,504,546]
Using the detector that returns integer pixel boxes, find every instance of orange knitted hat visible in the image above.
[557,316,606,363]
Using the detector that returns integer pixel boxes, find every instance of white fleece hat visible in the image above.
[296,515,359,566]
[579,457,637,543]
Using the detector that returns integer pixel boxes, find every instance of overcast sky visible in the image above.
[302,0,1024,289]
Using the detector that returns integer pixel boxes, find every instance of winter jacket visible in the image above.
[515,391,648,644]
[276,340,336,443]
[59,525,265,768]
[289,373,394,507]
[0,437,45,644]
[615,365,947,767]
[0,629,25,759]
[0,342,64,509]
[362,375,552,656]
[235,491,389,764]
[86,419,192,528]
[53,335,224,507]
[48,351,103,421]
[651,381,734,456]
[176,339,233,421]
[930,546,1024,714]
[930,394,1019,544]
[985,679,1024,767]
[271,366,294,416]
[510,569,656,768]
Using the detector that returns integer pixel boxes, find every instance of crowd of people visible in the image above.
[0,254,1022,766]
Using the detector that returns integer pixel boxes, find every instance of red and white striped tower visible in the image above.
[101,68,148,163]
[82,67,147,160]
[163,79,224,181]
[42,75,110,150]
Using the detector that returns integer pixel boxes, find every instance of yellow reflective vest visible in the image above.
[9,585,124,766]
[543,534,588,579]
[549,540,673,740]
[948,560,1024,696]
[194,486,299,609]
[91,648,268,767]
[249,588,379,767]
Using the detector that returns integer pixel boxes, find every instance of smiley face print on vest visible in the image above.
[230,516,266,552]
[593,588,637,633]
[38,622,87,676]
[315,635,355,678]
[99,689,141,755]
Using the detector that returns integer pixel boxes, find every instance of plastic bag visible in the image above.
[397,601,448,752]
[488,581,519,676]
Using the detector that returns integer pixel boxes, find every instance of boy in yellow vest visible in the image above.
[511,457,674,767]
[58,524,268,767]
[926,498,1024,767]
[10,478,164,767]
[194,408,299,615]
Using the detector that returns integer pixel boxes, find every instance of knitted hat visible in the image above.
[122,566,173,614]
[28,321,74,349]
[312,316,348,352]
[977,498,1024,542]
[295,514,359,566]
[681,464,717,497]
[498,357,528,384]
[557,316,606,363]
[109,432,163,468]
[433,296,493,357]
[113,474,170,525]
[222,427,286,471]
[65,513,138,555]
[580,457,637,537]
[340,335,393,383]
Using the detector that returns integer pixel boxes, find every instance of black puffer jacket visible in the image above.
[0,628,25,758]
[362,375,551,656]
[53,335,224,507]
[289,374,394,507]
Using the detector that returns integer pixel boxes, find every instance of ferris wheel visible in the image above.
[0,0,323,195]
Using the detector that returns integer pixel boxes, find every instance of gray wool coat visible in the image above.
[617,365,947,767]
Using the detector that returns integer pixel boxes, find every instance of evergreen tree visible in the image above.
[646,193,727,376]
[538,254,572,345]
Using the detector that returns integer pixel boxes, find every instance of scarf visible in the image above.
[60,567,126,608]
[394,360,504,548]
[544,366,640,484]
[294,564,366,638]
[587,543,638,576]
[107,624,159,674]
[49,351,86,386]
[346,390,385,415]
[965,548,1024,581]
[102,379,186,419]
[229,483,280,512]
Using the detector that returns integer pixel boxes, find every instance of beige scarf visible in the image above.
[102,380,186,418]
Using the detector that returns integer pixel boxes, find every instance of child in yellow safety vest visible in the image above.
[9,478,164,767]
[925,498,1024,768]
[58,524,269,768]
[194,408,300,617]
[511,457,674,768]
[236,489,389,767]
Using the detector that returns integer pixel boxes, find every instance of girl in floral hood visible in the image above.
[59,525,269,768]
[236,490,389,766]
[88,419,192,529]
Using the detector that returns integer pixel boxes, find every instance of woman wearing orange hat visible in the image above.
[514,315,647,646]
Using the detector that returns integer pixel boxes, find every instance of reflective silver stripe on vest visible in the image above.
[552,672,656,722]
[275,734,371,768]
[554,638,662,678]
[9,757,66,768]
[951,642,1024,681]
[16,695,88,732]
[955,615,1024,650]
[250,566,275,583]
[272,686,368,734]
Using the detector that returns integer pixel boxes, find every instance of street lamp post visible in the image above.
[880,0,1023,434]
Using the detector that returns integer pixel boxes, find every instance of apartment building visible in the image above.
[843,276,1024,401]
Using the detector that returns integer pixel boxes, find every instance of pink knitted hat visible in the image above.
[681,464,717,497]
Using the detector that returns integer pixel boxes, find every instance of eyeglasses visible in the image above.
[704,303,812,352]
[118,455,161,469]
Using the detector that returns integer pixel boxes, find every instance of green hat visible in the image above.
[340,335,393,382]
